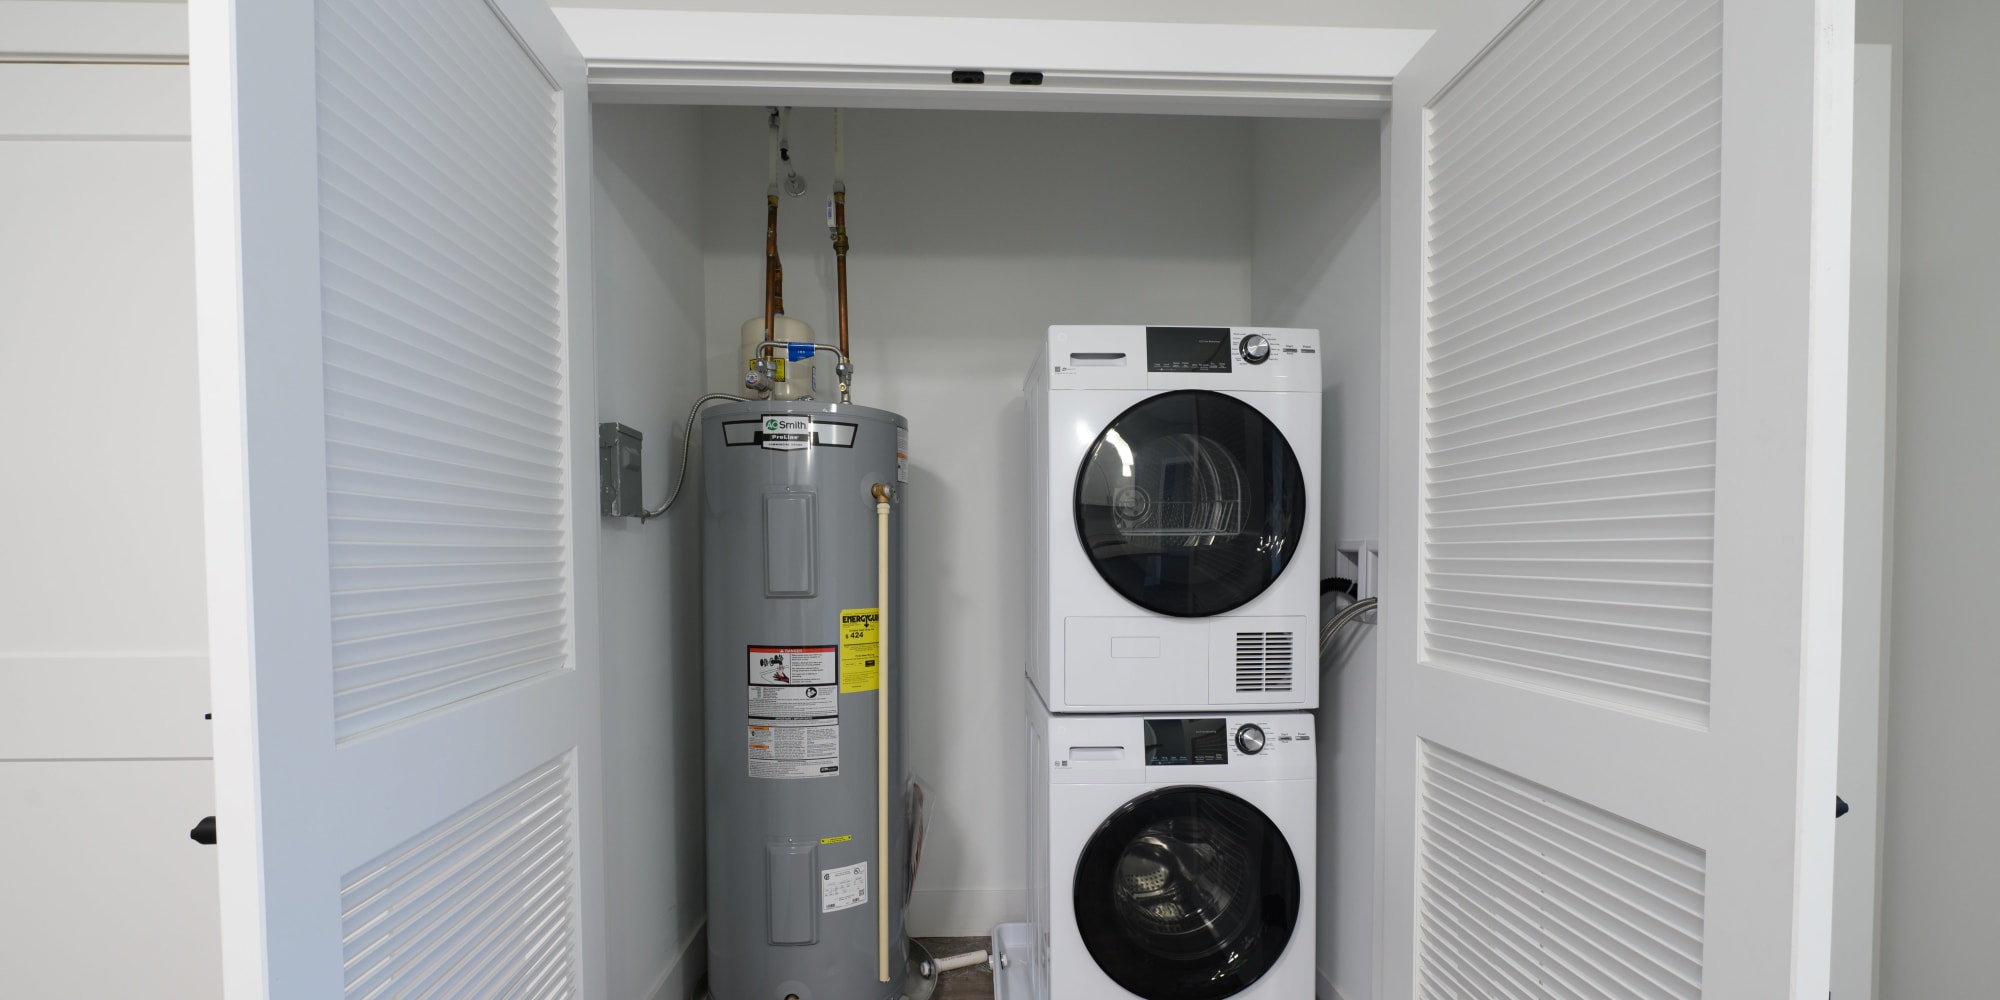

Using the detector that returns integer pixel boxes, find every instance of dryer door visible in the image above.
[1075,390,1308,617]
[1073,785,1301,999]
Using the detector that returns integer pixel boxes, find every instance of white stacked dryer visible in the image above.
[1026,324,1322,713]
[1021,325,1321,1000]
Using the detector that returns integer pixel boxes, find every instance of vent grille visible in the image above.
[316,0,572,741]
[1420,0,1722,725]
[1234,632,1295,693]
[341,754,578,999]
[1419,743,1705,999]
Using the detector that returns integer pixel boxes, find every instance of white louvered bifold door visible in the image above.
[191,0,604,995]
[1381,1,1852,997]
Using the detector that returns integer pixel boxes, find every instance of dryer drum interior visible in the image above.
[1075,390,1308,618]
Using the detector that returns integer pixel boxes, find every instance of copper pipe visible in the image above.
[762,195,778,356]
[833,190,851,360]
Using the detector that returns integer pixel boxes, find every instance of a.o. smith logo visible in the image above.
[722,416,859,451]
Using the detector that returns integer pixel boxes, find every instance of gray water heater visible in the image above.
[702,399,910,1000]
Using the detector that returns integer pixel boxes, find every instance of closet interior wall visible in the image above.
[590,102,1382,990]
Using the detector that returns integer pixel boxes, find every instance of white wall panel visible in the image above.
[589,102,711,1000]
[0,761,221,996]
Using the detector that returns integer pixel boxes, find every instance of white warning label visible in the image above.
[748,645,840,780]
[896,426,909,483]
[822,861,869,913]
[749,646,836,686]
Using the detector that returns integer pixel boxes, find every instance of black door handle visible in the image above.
[1835,796,1850,819]
[190,816,217,845]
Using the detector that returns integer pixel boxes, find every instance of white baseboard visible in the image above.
[644,920,706,1000]
[905,888,1026,938]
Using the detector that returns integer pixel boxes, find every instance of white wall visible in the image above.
[1877,1,2000,996]
[693,107,1255,934]
[591,104,712,1000]
[1250,118,1383,1000]
[0,61,219,996]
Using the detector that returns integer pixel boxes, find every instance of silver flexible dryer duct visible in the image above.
[639,393,749,521]
[1319,596,1379,664]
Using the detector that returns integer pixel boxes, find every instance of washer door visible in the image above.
[1074,390,1308,617]
[1072,786,1301,999]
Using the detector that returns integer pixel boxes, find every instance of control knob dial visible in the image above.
[1239,334,1271,364]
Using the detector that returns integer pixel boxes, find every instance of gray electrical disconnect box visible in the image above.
[599,422,643,517]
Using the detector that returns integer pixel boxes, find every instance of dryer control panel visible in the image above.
[1037,325,1321,393]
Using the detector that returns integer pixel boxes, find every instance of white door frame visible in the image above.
[554,8,1429,117]
[1832,42,1896,1000]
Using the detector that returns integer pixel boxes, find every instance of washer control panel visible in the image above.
[1138,717,1311,765]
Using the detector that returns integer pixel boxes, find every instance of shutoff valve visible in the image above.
[745,356,778,394]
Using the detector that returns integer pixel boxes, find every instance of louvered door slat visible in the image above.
[1431,2,1711,197]
[318,0,572,748]
[1420,744,1706,1000]
[1431,13,1719,217]
[342,755,577,998]
[1433,165,1718,320]
[1421,0,1718,726]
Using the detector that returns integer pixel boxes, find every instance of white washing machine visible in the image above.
[1026,325,1321,713]
[1026,693,1316,1000]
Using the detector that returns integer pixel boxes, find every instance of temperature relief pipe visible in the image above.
[871,481,893,983]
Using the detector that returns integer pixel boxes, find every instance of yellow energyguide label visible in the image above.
[820,835,852,845]
[839,608,880,693]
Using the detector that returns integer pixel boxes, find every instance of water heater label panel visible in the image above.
[747,644,841,779]
[822,861,868,913]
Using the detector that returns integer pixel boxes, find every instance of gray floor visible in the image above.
[919,937,995,1000]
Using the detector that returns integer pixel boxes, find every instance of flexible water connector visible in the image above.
[1319,596,1379,665]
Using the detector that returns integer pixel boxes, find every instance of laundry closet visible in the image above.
[191,2,1856,998]
[593,101,1384,997]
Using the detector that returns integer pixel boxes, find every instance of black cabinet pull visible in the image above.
[190,816,217,846]
[1834,796,1850,819]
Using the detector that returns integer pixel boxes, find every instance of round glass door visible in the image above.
[1075,390,1308,617]
[1072,786,1301,999]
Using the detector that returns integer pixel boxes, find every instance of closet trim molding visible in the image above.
[558,8,1429,117]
